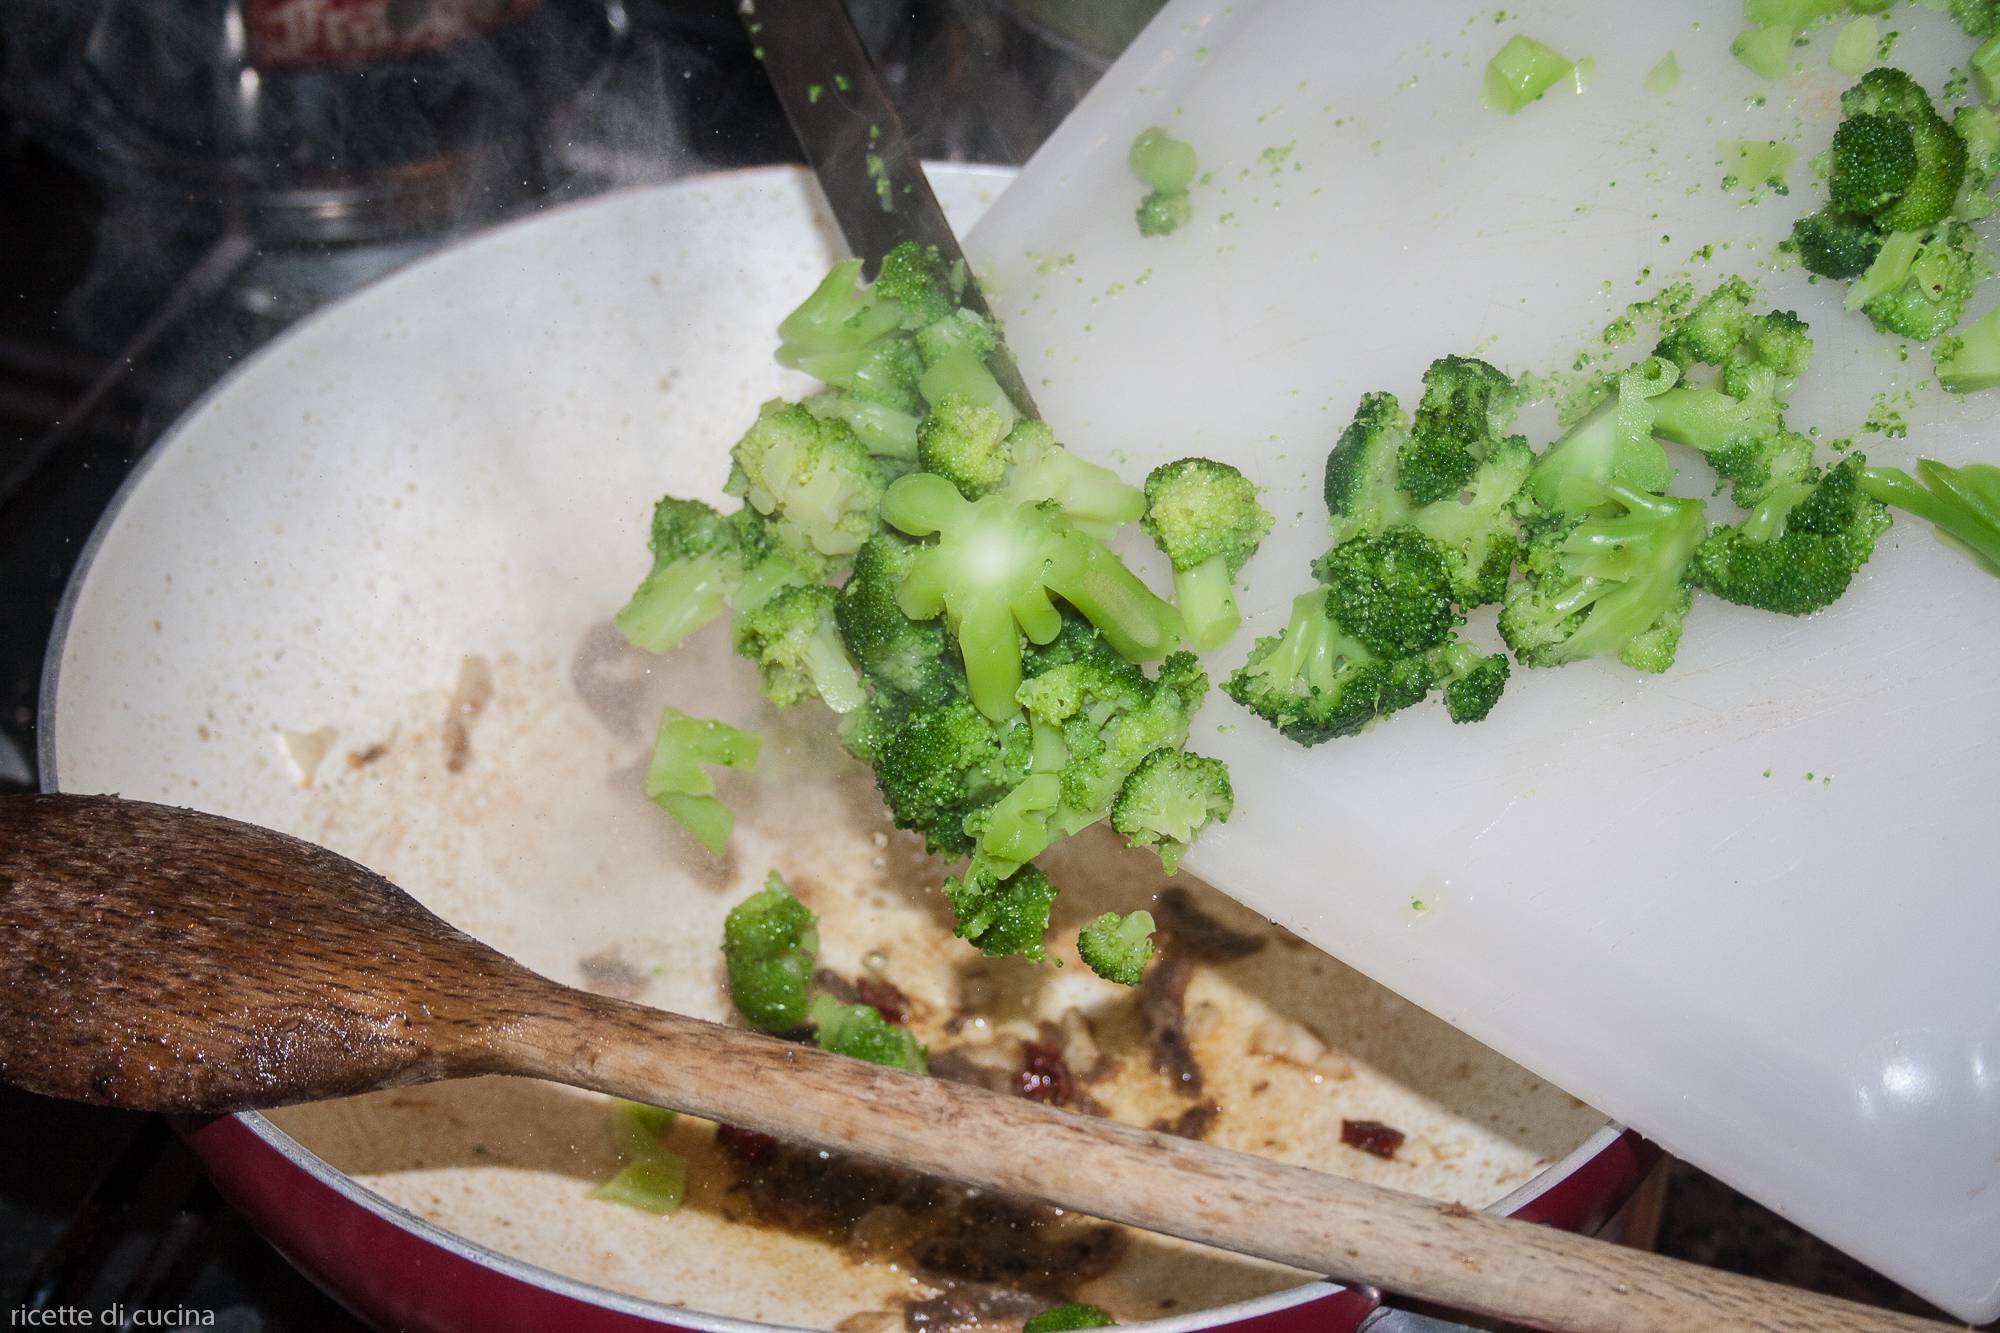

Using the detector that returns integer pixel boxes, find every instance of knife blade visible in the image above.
[740,0,1041,419]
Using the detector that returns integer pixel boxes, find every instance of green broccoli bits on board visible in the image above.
[1128,127,1198,236]
[810,995,927,1074]
[1024,1304,1116,1333]
[1077,910,1158,987]
[643,708,761,857]
[723,873,820,1031]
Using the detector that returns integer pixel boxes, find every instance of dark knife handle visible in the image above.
[743,0,1040,418]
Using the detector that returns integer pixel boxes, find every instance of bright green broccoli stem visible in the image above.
[809,996,927,1073]
[643,708,761,856]
[1483,35,1576,113]
[1975,33,2000,103]
[1172,554,1240,650]
[1024,1304,1116,1333]
[1076,911,1157,987]
[723,873,819,1030]
[615,553,737,654]
[1543,486,1700,662]
[972,771,1062,880]
[1933,305,2000,393]
[591,1100,687,1215]
[775,259,905,363]
[1732,25,1798,79]
[1860,460,2000,575]
[807,394,921,459]
[919,347,1018,427]
[1844,229,1924,311]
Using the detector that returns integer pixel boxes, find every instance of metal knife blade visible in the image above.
[740,0,1040,419]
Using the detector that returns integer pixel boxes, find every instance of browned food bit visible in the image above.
[1340,1118,1407,1160]
[1138,953,1202,1096]
[1151,886,1266,963]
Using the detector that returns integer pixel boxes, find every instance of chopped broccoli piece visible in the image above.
[1130,128,1197,236]
[882,473,1182,719]
[1314,528,1460,658]
[731,582,866,713]
[728,399,887,558]
[643,708,761,856]
[1952,0,2000,39]
[1141,458,1274,649]
[1076,910,1157,987]
[835,534,959,706]
[1829,113,1918,217]
[590,1155,687,1215]
[1500,480,1707,673]
[1829,16,1878,74]
[1694,456,1891,614]
[1223,590,1438,745]
[1401,354,1521,505]
[1645,52,1681,95]
[943,862,1060,962]
[1932,303,2000,392]
[1731,24,1797,79]
[1108,749,1233,874]
[804,390,921,461]
[1483,35,1576,113]
[615,499,773,655]
[871,697,1029,857]
[1430,640,1511,723]
[723,873,819,1031]
[1024,1304,1116,1333]
[1519,357,1678,514]
[1845,221,1988,340]
[871,241,960,330]
[810,996,927,1073]
[1790,210,1884,279]
[1975,32,2000,103]
[1860,459,2000,576]
[916,393,1014,497]
[775,259,906,370]
[1838,69,1966,232]
[1954,105,2000,220]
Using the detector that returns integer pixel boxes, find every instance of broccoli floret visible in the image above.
[723,873,818,1030]
[1652,277,1758,371]
[1845,221,1988,340]
[835,534,959,705]
[871,241,959,330]
[809,996,927,1073]
[943,862,1060,962]
[1860,459,2000,576]
[1932,304,2000,393]
[643,707,761,857]
[804,391,921,461]
[1223,590,1436,745]
[728,399,888,558]
[1025,1305,1115,1333]
[1430,640,1511,723]
[615,499,773,655]
[1789,210,1884,279]
[1956,106,2000,218]
[871,697,1029,857]
[1400,355,1521,504]
[1520,357,1677,516]
[775,259,906,370]
[1141,458,1274,650]
[1130,128,1197,236]
[1975,33,2000,105]
[1500,481,1707,673]
[1955,0,2000,36]
[1324,364,1531,606]
[1314,527,1460,658]
[731,582,866,713]
[916,394,1014,497]
[1693,456,1891,615]
[1076,910,1157,987]
[1108,749,1233,874]
[1829,113,1918,217]
[882,473,1182,720]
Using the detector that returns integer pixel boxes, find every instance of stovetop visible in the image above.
[0,1,1966,1328]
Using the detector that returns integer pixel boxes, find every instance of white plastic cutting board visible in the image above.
[965,0,2000,1321]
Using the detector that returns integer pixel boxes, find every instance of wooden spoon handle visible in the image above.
[501,992,1948,1333]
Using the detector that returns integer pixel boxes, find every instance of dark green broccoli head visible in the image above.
[872,241,958,329]
[1108,748,1233,874]
[1223,590,1435,745]
[809,996,927,1073]
[1075,911,1157,988]
[1829,113,1918,216]
[1324,390,1409,527]
[1789,210,1884,280]
[1429,641,1511,724]
[872,697,1029,857]
[1400,355,1520,505]
[1314,528,1460,658]
[723,874,819,1031]
[916,395,1014,498]
[1693,456,1892,615]
[1842,68,1939,125]
[1499,482,1707,674]
[943,863,1060,962]
[1703,430,1816,508]
[835,534,958,706]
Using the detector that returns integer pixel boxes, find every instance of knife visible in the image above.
[739,0,1041,419]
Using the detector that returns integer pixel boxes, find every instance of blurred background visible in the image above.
[0,1,1963,1327]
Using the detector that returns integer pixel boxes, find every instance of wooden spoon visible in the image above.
[0,793,1950,1333]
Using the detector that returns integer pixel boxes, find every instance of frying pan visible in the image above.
[42,164,1643,1333]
